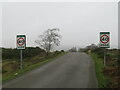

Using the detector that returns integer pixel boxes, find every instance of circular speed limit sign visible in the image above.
[100,32,110,48]
[100,35,109,43]
[17,37,25,46]
[17,35,26,49]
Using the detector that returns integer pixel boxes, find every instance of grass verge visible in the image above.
[90,53,109,88]
[2,52,67,83]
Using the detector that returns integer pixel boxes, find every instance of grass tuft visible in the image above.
[90,53,109,88]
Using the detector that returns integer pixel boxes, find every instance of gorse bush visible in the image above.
[2,47,45,60]
[91,48,104,58]
[22,47,45,59]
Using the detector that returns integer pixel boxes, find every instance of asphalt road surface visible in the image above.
[3,52,98,88]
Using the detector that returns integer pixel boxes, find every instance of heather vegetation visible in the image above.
[87,47,119,88]
[2,47,45,60]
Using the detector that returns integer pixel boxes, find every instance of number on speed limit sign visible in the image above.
[100,32,110,48]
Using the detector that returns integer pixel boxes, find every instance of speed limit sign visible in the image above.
[17,35,26,49]
[100,32,110,48]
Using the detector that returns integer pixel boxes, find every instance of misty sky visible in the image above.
[2,2,118,50]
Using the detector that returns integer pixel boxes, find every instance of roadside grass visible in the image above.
[0,62,1,83]
[90,53,109,88]
[2,52,67,83]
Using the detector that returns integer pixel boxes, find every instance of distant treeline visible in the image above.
[2,47,45,60]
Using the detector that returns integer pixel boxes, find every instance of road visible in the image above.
[3,52,98,88]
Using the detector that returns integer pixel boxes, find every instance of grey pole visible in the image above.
[104,48,106,67]
[20,50,22,69]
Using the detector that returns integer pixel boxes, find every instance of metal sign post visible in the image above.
[104,48,106,67]
[100,32,110,67]
[20,50,23,69]
[17,35,26,69]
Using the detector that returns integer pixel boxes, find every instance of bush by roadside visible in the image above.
[88,48,119,88]
[2,47,45,60]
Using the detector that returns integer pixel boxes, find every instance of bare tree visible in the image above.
[35,28,61,54]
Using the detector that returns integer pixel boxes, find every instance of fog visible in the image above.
[2,2,118,50]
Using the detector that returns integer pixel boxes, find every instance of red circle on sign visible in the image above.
[17,37,25,46]
[100,35,109,43]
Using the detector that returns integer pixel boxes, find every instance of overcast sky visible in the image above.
[2,2,118,50]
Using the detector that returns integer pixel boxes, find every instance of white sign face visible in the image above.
[17,35,26,49]
[100,32,110,48]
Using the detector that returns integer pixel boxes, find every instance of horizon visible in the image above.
[2,2,118,50]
